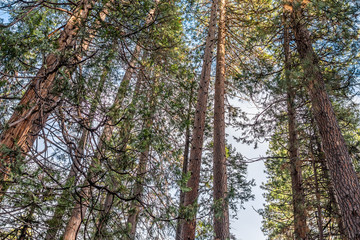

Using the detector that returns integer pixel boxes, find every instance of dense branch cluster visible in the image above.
[0,0,359,239]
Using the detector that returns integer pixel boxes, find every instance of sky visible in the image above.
[0,9,270,240]
[228,100,268,240]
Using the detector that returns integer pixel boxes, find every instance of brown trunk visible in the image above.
[175,84,194,240]
[212,0,229,239]
[95,70,145,239]
[44,7,114,238]
[181,0,217,239]
[310,145,324,240]
[62,46,141,240]
[93,4,160,236]
[289,3,360,239]
[313,132,347,239]
[0,0,93,195]
[283,13,308,240]
[94,190,114,239]
[125,147,150,239]
[44,64,109,240]
[125,75,159,239]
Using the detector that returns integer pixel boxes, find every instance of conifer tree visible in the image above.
[288,1,360,238]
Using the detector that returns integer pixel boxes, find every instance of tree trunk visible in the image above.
[289,3,360,239]
[94,190,114,240]
[212,0,229,239]
[175,84,194,240]
[310,145,324,240]
[62,46,141,240]
[181,0,217,238]
[125,147,150,239]
[313,131,347,239]
[94,69,145,239]
[124,73,160,239]
[283,13,308,240]
[93,4,160,237]
[44,63,109,240]
[0,0,93,195]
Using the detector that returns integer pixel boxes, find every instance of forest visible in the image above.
[0,0,359,239]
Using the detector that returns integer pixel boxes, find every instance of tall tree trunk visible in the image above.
[0,0,93,195]
[44,64,109,240]
[62,46,141,240]
[175,83,194,240]
[94,69,145,239]
[181,0,217,239]
[125,147,150,239]
[309,145,324,240]
[288,2,360,239]
[124,74,159,239]
[283,13,308,240]
[44,6,115,237]
[313,130,347,239]
[92,4,160,237]
[212,0,229,239]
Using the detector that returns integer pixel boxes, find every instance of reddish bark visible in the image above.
[0,0,93,194]
[283,14,309,239]
[62,50,140,240]
[212,0,229,238]
[289,2,360,239]
[181,0,217,238]
[175,84,194,240]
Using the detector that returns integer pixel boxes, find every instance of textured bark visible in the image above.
[283,15,308,240]
[310,147,324,240]
[314,133,347,239]
[175,85,194,240]
[289,3,360,239]
[44,64,108,240]
[181,1,217,239]
[212,0,229,238]
[0,0,93,195]
[125,147,150,239]
[62,47,141,240]
[94,71,146,239]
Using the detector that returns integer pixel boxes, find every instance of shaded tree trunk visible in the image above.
[313,130,347,239]
[124,74,160,239]
[44,62,109,240]
[0,0,93,195]
[62,46,141,240]
[175,83,194,240]
[212,0,229,238]
[289,2,360,239]
[181,0,217,238]
[283,14,308,240]
[93,4,160,237]
[125,147,150,239]
[94,70,145,239]
[310,145,324,240]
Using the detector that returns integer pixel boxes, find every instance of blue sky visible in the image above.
[0,8,269,240]
[228,100,268,240]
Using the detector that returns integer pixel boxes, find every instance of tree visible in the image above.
[288,1,360,238]
[181,0,217,239]
[283,12,308,239]
[212,0,230,238]
[0,0,93,195]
